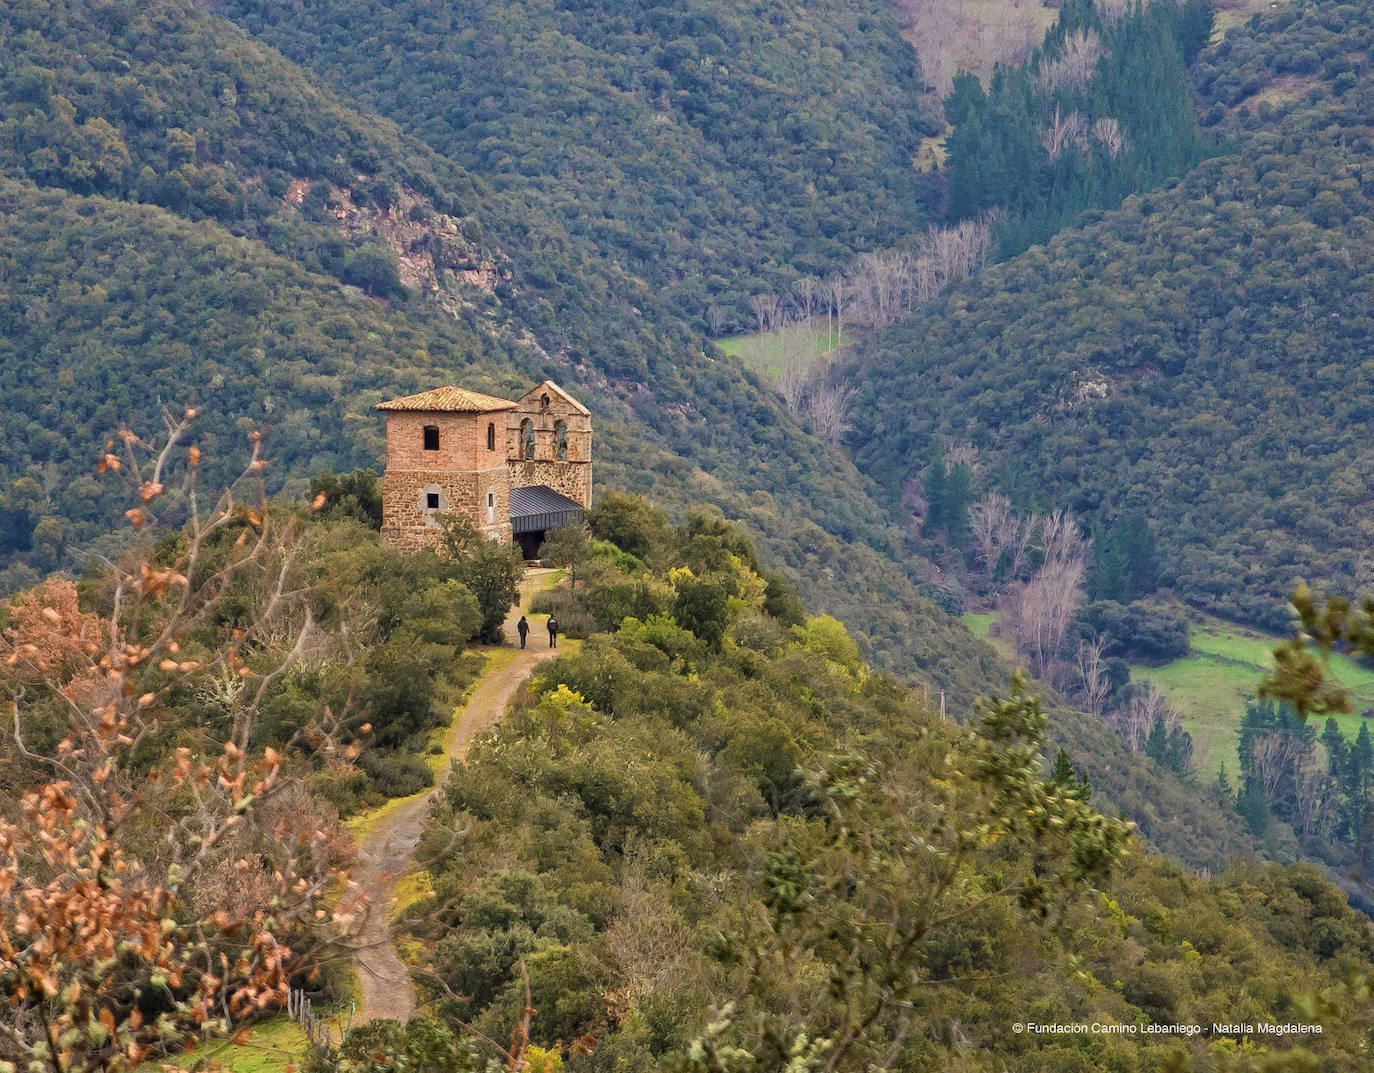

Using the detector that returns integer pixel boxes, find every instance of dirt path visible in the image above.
[352,570,562,1025]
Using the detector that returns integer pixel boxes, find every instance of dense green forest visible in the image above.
[0,0,989,708]
[5,0,1374,1066]
[215,0,942,327]
[0,0,1352,883]
[380,502,1371,1071]
[943,0,1215,255]
[849,0,1374,632]
[5,482,1369,1072]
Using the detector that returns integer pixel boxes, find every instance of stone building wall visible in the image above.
[380,466,511,549]
[504,385,592,508]
[384,410,509,473]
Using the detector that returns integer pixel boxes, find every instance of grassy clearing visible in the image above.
[1213,0,1286,39]
[961,612,994,638]
[137,1018,308,1073]
[962,608,1374,775]
[717,319,839,377]
[960,611,1015,660]
[1134,616,1374,775]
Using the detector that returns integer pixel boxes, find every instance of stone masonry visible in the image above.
[377,381,590,553]
[506,382,592,507]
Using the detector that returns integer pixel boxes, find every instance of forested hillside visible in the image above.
[390,505,1371,1071]
[0,0,999,710]
[943,0,1215,255]
[216,0,942,327]
[848,0,1374,631]
[5,479,1368,1072]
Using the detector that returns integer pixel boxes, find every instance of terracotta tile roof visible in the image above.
[376,386,518,413]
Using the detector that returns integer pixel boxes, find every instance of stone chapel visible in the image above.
[376,380,591,558]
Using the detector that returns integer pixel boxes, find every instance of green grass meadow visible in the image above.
[1134,616,1374,775]
[717,319,839,377]
[961,609,1374,776]
[137,1018,309,1073]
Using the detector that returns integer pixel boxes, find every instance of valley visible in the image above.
[2,0,1374,1070]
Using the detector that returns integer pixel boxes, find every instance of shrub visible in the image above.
[530,588,596,638]
[1077,600,1190,663]
[359,750,434,798]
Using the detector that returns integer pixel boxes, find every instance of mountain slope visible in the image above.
[846,1,1374,630]
[217,0,942,326]
[0,0,990,704]
[0,0,1289,881]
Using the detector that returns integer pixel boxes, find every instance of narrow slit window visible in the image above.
[423,425,440,451]
[487,422,496,451]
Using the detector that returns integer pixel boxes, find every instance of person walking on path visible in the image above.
[516,615,530,649]
[547,614,559,649]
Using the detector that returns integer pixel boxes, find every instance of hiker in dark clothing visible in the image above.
[547,614,559,648]
[516,615,529,649]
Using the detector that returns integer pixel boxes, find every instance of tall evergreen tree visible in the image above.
[945,461,975,549]
[922,458,948,538]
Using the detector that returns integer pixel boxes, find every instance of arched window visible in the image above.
[554,420,568,461]
[520,418,535,460]
[422,425,439,451]
[487,422,496,451]
[540,393,551,413]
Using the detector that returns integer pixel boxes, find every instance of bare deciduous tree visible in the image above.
[1113,682,1172,755]
[1075,635,1111,719]
[999,510,1089,687]
[1293,763,1329,839]
[794,276,820,321]
[1035,30,1103,95]
[803,382,858,443]
[706,304,727,336]
[778,321,818,410]
[1253,733,1307,802]
[971,493,1014,574]
[1041,106,1089,162]
[826,275,847,354]
[849,250,908,329]
[1091,116,1127,160]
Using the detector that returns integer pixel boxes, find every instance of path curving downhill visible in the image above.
[351,570,561,1025]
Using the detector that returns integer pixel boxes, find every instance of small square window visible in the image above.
[423,426,439,451]
[426,492,440,510]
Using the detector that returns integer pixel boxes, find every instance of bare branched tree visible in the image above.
[1006,511,1038,582]
[849,250,908,329]
[1253,733,1307,802]
[748,292,779,336]
[971,493,1013,575]
[1035,30,1103,95]
[0,413,358,1072]
[778,323,818,410]
[1075,635,1111,719]
[1041,106,1089,162]
[706,304,727,336]
[826,275,847,353]
[1113,682,1171,755]
[803,382,858,443]
[1092,116,1127,160]
[1000,510,1087,687]
[794,276,820,322]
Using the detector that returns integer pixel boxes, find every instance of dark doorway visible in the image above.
[515,529,546,560]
